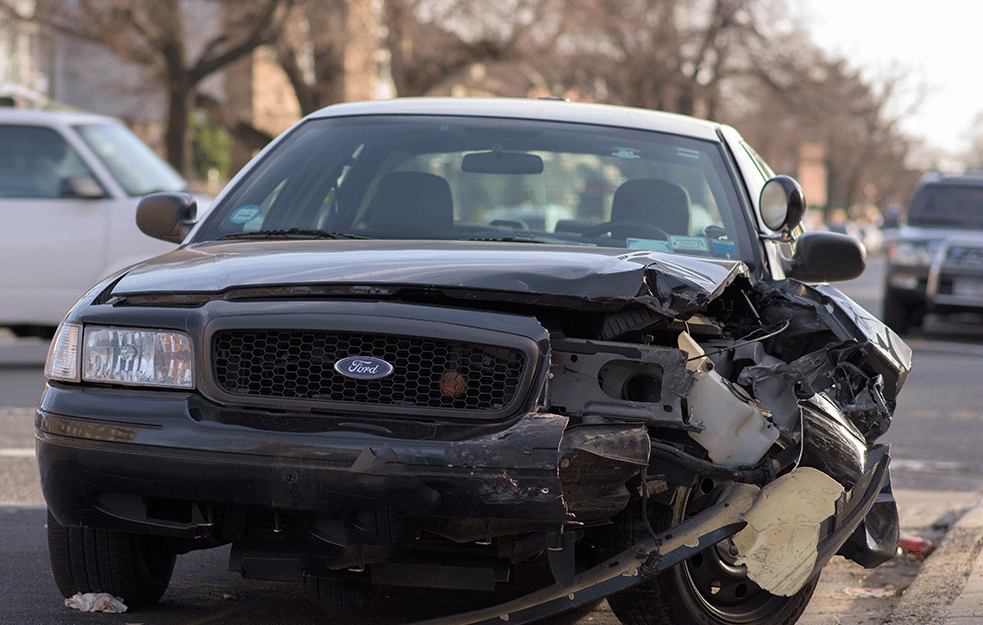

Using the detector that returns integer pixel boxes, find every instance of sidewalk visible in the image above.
[885,492,983,625]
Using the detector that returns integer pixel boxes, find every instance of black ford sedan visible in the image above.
[38,98,910,625]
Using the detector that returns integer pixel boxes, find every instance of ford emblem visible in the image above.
[334,356,394,380]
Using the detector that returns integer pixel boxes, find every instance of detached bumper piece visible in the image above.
[405,447,892,625]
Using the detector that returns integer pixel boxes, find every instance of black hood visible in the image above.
[110,240,750,316]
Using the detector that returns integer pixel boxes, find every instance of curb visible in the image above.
[884,495,983,625]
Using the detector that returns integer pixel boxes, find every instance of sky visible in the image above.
[799,0,982,156]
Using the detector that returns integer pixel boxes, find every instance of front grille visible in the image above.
[212,330,527,413]
[945,245,983,269]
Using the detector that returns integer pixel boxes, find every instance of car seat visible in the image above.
[610,178,691,237]
[370,171,454,236]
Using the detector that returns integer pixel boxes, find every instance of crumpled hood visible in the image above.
[110,240,750,315]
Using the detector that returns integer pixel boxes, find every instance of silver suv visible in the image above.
[883,172,983,334]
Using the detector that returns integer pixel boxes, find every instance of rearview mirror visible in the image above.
[462,150,544,175]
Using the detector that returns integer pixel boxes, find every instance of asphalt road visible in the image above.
[2,253,982,624]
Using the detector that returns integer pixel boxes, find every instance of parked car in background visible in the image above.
[883,172,983,334]
[0,105,207,338]
[39,98,909,625]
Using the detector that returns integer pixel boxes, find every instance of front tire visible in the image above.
[598,480,819,625]
[882,289,922,335]
[47,509,176,608]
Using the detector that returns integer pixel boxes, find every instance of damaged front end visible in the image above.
[423,262,909,625]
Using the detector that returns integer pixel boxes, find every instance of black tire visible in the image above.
[46,509,176,608]
[598,480,819,625]
[882,289,919,335]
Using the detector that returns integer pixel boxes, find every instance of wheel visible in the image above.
[580,219,670,240]
[46,509,176,608]
[596,480,819,625]
[882,289,920,335]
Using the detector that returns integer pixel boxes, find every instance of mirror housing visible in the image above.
[760,175,806,232]
[461,150,544,174]
[784,231,866,283]
[136,192,197,243]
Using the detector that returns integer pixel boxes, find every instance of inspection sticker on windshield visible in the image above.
[611,147,641,159]
[669,235,710,252]
[229,205,262,224]
[627,238,671,252]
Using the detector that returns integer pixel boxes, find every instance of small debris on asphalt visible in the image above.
[898,533,936,558]
[842,586,899,598]
[64,592,127,613]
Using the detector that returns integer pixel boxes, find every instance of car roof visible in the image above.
[916,172,983,188]
[0,107,124,127]
[307,97,725,142]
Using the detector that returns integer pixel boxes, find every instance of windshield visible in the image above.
[196,115,754,261]
[908,184,983,229]
[74,123,187,196]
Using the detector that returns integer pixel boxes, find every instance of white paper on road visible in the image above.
[65,592,128,613]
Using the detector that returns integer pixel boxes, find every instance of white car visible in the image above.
[0,106,204,338]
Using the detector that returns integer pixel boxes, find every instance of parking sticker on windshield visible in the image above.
[229,205,262,224]
[669,235,710,252]
[712,240,738,255]
[611,147,641,159]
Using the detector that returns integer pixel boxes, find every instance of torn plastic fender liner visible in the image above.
[733,445,892,596]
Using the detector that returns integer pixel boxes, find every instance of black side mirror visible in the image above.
[136,192,197,243]
[760,176,806,232]
[784,231,866,282]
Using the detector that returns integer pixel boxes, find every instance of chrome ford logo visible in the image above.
[334,356,394,380]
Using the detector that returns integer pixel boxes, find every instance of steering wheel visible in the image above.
[580,219,670,240]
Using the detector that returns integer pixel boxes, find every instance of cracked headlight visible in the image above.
[45,323,195,388]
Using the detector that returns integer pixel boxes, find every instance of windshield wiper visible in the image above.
[217,229,369,240]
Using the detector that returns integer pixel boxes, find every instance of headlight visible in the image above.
[45,323,195,389]
[888,240,939,267]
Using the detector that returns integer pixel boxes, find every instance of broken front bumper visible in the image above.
[36,385,649,545]
[404,445,892,625]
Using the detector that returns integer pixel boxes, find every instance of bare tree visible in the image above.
[728,39,922,214]
[382,0,564,97]
[4,0,294,173]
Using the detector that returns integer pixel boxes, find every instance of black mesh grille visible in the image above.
[212,330,527,412]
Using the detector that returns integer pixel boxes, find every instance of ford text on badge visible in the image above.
[333,356,394,380]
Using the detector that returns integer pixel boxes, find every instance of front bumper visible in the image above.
[37,385,649,545]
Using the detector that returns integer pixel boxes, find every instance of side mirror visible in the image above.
[136,192,197,243]
[784,231,866,282]
[760,176,806,232]
[59,176,107,199]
